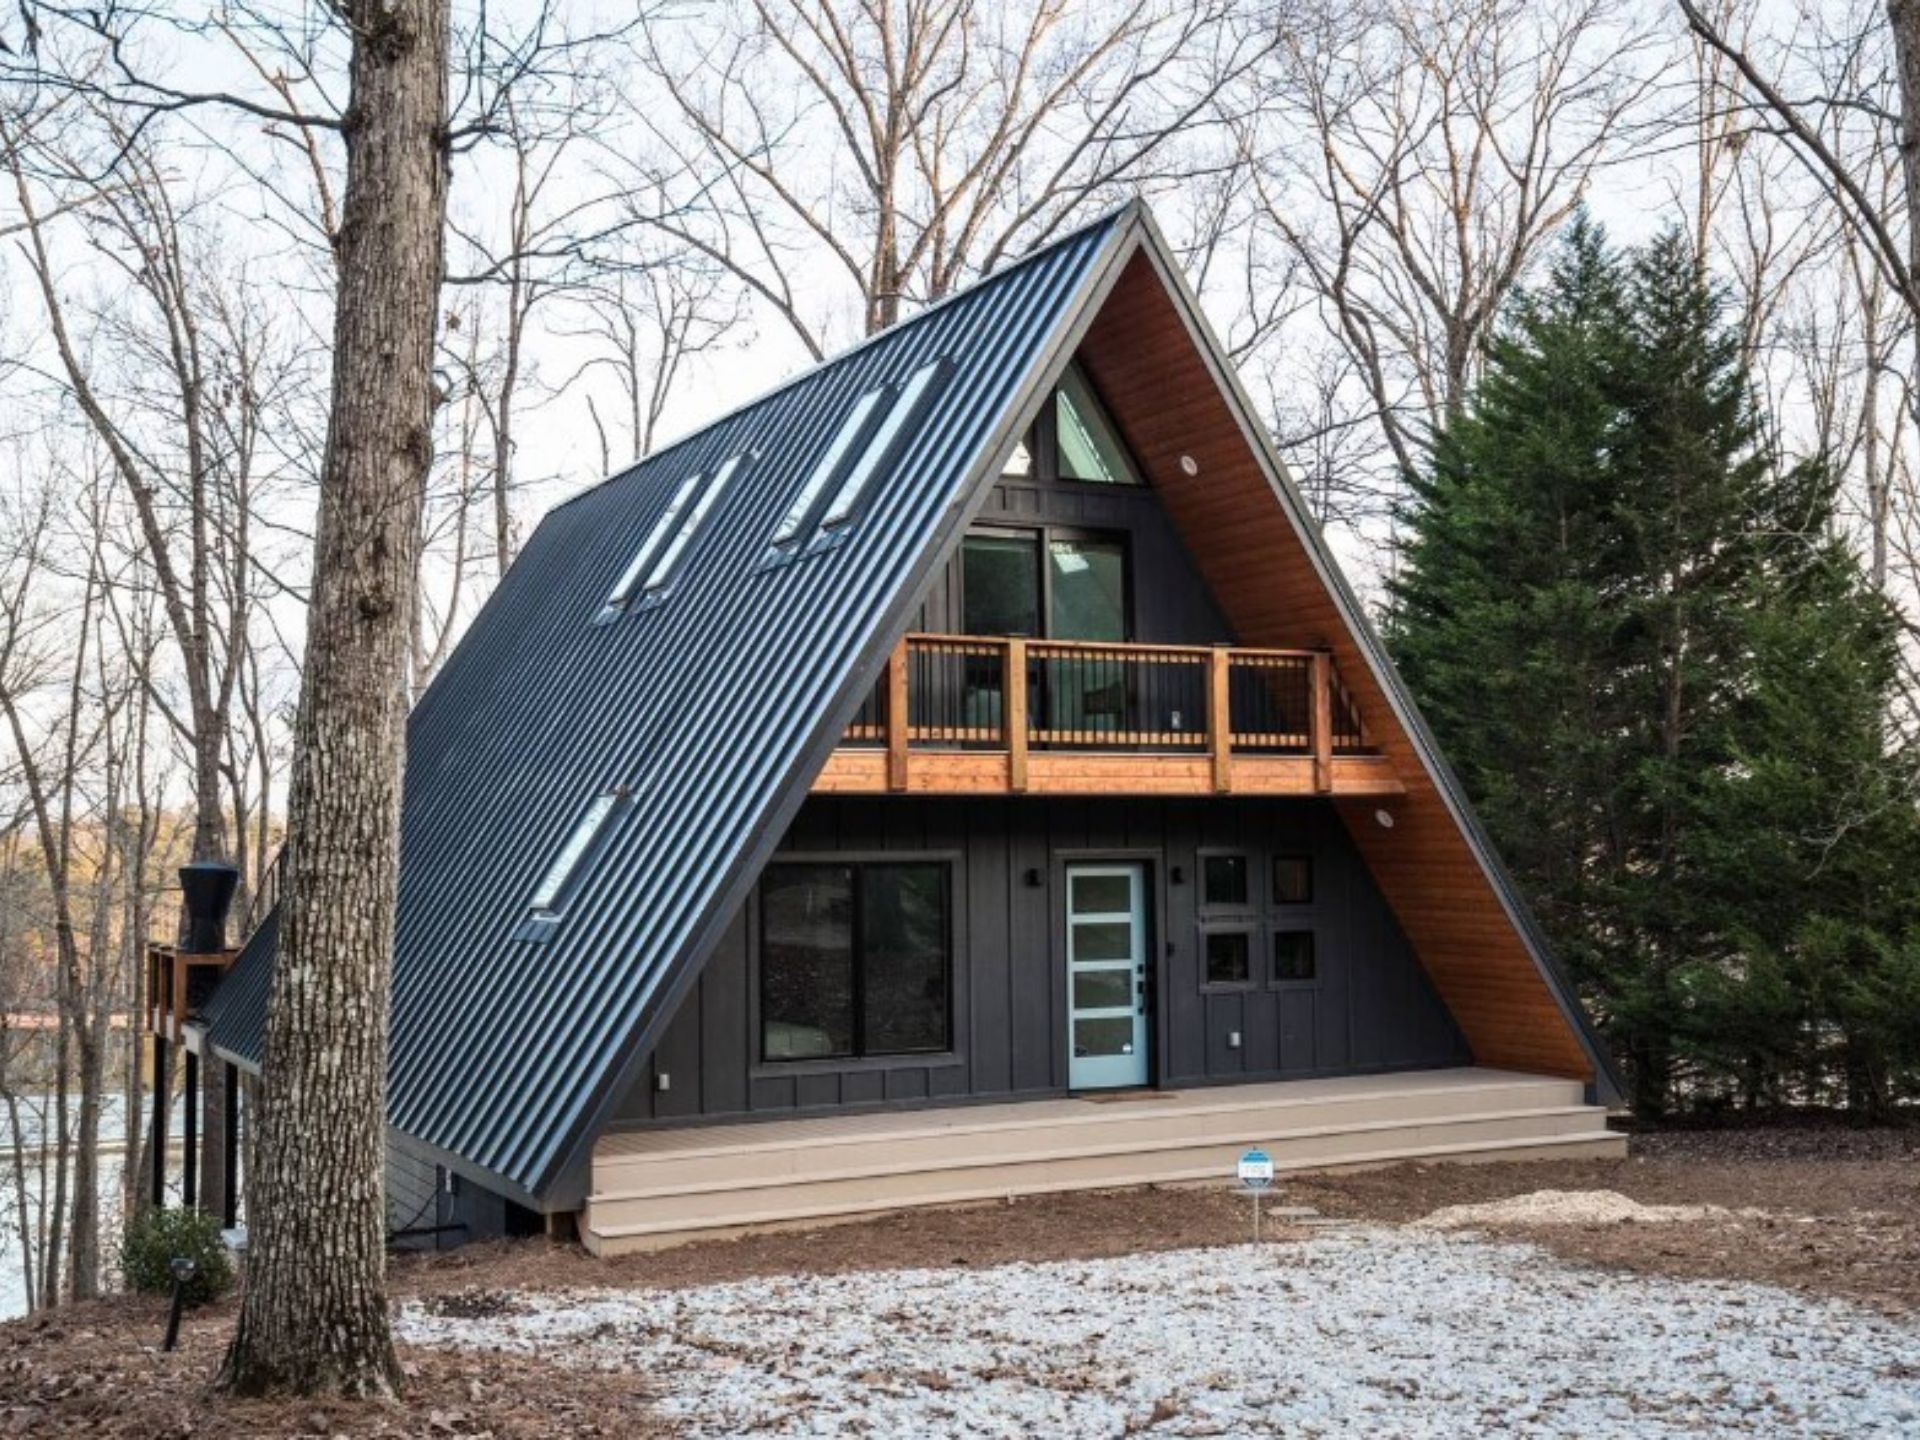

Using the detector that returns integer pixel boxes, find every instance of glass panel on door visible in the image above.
[960,534,1039,734]
[1066,863,1148,1089]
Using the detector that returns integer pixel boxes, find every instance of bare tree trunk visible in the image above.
[1891,2,1920,287]
[218,0,449,1399]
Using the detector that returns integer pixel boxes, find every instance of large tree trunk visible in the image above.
[218,0,448,1399]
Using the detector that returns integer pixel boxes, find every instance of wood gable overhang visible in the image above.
[1065,227,1617,1096]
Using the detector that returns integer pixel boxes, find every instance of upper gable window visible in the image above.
[1055,364,1140,484]
[1002,361,1142,486]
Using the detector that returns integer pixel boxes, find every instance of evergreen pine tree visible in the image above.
[1389,215,1639,1075]
[1391,220,1920,1118]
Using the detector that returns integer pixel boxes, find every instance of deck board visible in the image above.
[582,1067,1621,1253]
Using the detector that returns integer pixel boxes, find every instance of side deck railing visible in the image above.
[844,633,1372,792]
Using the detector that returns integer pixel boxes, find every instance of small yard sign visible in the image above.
[1238,1148,1275,1244]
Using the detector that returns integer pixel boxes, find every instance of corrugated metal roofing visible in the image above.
[204,205,1134,1199]
[199,906,277,1068]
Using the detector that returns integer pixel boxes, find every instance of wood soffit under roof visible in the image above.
[1070,243,1601,1087]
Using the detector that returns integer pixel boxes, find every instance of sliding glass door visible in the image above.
[961,529,1130,740]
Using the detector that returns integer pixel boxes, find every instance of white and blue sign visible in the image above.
[1238,1148,1275,1190]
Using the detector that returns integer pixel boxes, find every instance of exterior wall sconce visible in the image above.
[1170,866,1185,885]
[1375,808,1396,829]
[1023,868,1042,887]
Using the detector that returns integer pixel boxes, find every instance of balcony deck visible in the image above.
[814,634,1403,798]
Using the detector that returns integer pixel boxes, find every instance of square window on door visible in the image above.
[1272,930,1316,983]
[1272,856,1313,905]
[1205,929,1252,985]
[1201,854,1249,909]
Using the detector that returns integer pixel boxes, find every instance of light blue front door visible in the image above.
[1067,864,1149,1089]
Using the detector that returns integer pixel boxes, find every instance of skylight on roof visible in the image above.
[642,452,745,596]
[606,470,704,612]
[772,387,888,547]
[819,358,947,530]
[529,789,624,915]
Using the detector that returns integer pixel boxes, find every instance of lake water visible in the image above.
[0,1093,189,1319]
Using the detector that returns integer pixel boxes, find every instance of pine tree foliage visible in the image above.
[1390,219,1920,1118]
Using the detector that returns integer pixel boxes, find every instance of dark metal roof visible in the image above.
[199,905,277,1068]
[204,206,1135,1199]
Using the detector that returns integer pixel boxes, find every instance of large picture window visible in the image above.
[760,862,951,1062]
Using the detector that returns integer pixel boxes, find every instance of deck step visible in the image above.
[581,1081,1621,1254]
[592,1074,1587,1193]
[590,1103,1602,1203]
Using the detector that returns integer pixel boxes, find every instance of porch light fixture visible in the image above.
[1179,454,1199,476]
[1374,808,1396,829]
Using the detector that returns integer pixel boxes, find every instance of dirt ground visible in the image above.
[5,1122,1917,1438]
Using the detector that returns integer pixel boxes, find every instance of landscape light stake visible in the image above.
[163,1256,197,1353]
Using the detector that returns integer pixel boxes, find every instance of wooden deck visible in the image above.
[814,633,1403,798]
[581,1068,1621,1254]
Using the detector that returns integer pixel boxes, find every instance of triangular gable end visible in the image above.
[599,207,1619,1180]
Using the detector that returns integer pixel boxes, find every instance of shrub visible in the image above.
[120,1207,234,1307]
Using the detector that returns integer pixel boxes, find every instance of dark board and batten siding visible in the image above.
[612,795,1467,1128]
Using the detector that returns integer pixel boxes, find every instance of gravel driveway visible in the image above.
[399,1227,1920,1437]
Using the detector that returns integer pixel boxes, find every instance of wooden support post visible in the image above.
[1006,637,1029,792]
[1209,646,1232,793]
[182,1048,198,1210]
[222,1062,241,1227]
[885,637,910,793]
[171,952,187,1039]
[199,1050,227,1220]
[150,1030,168,1209]
[1311,650,1334,794]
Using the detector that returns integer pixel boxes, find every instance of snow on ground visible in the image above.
[1412,1188,1755,1230]
[398,1228,1920,1438]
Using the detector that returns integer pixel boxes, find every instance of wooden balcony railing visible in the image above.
[839,634,1378,796]
[144,941,237,1042]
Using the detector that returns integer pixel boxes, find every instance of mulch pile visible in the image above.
[1287,1122,1920,1315]
[4,1120,1917,1435]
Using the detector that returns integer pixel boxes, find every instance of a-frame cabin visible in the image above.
[195,201,1622,1254]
